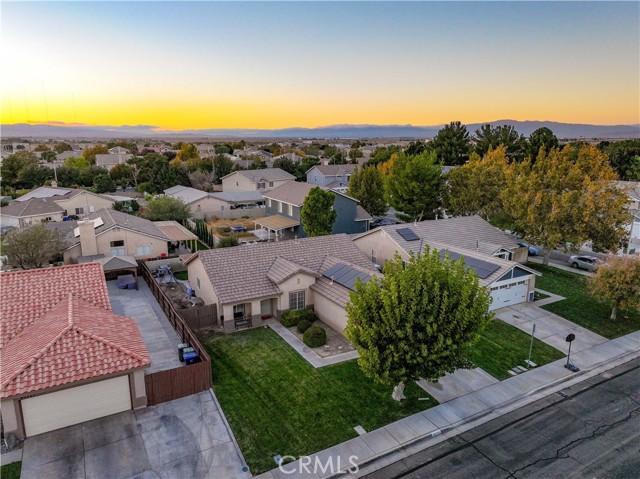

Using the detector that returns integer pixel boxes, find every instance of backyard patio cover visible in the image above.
[254,215,300,232]
[154,221,198,242]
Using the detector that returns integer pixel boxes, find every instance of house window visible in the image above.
[236,181,239,186]
[269,181,274,187]
[278,201,282,213]
[110,240,124,247]
[289,291,305,310]
[75,207,84,215]
[371,250,377,263]
[89,205,95,213]
[257,182,266,189]
[197,277,201,289]
[288,204,293,216]
[233,304,245,318]
[111,247,126,256]
[136,245,152,256]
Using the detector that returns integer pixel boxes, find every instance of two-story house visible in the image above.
[221,168,295,193]
[255,182,371,240]
[306,164,357,194]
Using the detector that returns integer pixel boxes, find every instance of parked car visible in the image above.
[568,255,602,272]
[517,241,539,256]
[371,218,398,228]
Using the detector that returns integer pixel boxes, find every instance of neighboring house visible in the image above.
[185,234,380,333]
[0,263,149,441]
[0,198,65,228]
[306,164,357,193]
[164,186,265,219]
[49,208,169,263]
[95,153,133,170]
[257,181,371,240]
[617,181,640,252]
[108,146,131,155]
[221,168,295,193]
[196,144,215,157]
[353,220,539,311]
[12,186,114,219]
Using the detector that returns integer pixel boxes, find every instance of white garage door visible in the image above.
[490,281,529,311]
[22,376,131,437]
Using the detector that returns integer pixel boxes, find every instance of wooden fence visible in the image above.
[139,261,213,405]
[179,303,218,330]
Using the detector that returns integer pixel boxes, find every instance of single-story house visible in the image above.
[0,263,150,441]
[353,219,539,310]
[164,186,265,219]
[12,186,114,219]
[256,181,371,240]
[221,168,295,193]
[49,208,170,263]
[186,234,380,333]
[306,164,357,194]
[95,153,133,170]
[0,198,65,228]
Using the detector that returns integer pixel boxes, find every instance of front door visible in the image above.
[260,299,272,319]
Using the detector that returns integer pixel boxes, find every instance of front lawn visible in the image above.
[472,319,565,380]
[0,462,21,479]
[527,263,640,339]
[202,328,437,474]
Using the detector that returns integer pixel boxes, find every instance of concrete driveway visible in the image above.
[20,392,251,479]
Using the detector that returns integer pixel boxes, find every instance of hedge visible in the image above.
[281,309,315,327]
[303,325,327,348]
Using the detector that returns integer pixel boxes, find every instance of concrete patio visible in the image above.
[20,391,251,479]
[107,280,183,373]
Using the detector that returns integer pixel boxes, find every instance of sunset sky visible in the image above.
[1,1,639,130]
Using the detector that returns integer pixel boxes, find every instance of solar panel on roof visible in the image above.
[439,250,500,279]
[322,263,373,291]
[397,228,420,241]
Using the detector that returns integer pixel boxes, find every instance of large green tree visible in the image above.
[599,139,640,180]
[385,151,443,222]
[346,247,493,400]
[147,155,176,193]
[347,167,387,216]
[0,151,39,186]
[300,187,337,236]
[2,224,67,270]
[94,174,117,193]
[143,196,190,221]
[528,127,559,161]
[588,256,640,320]
[82,145,109,164]
[430,121,471,165]
[502,144,629,264]
[474,124,527,162]
[212,154,234,183]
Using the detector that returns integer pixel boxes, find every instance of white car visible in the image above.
[568,255,602,272]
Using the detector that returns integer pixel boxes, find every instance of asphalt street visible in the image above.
[362,359,640,479]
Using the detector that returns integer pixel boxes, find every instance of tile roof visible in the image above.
[372,215,520,255]
[307,164,357,176]
[355,205,372,221]
[264,182,325,206]
[311,255,382,308]
[1,294,150,398]
[95,153,133,166]
[163,186,209,205]
[266,257,320,284]
[210,191,265,203]
[0,198,64,217]
[226,168,295,183]
[13,186,74,202]
[154,221,198,241]
[0,263,111,348]
[192,234,378,305]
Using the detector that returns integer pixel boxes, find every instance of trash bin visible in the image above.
[180,347,195,362]
[184,351,199,365]
[178,343,189,361]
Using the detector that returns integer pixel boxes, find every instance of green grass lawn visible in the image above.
[527,263,640,339]
[472,319,565,380]
[0,462,21,479]
[202,328,437,474]
[533,290,550,301]
[173,271,189,281]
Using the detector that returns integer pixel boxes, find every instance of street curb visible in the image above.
[326,348,640,479]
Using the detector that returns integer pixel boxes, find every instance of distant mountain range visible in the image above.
[2,120,639,140]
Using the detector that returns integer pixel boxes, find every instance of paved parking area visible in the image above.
[107,280,182,373]
[20,391,251,479]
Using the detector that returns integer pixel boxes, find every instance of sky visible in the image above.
[1,1,639,130]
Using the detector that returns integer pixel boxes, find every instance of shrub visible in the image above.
[281,308,315,327]
[297,319,312,333]
[303,325,326,348]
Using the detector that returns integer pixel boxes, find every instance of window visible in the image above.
[110,240,125,247]
[111,247,126,256]
[236,181,239,186]
[233,304,245,318]
[89,205,95,213]
[278,201,282,213]
[257,182,266,189]
[371,250,377,263]
[269,181,274,187]
[136,245,152,256]
[288,204,293,216]
[75,207,84,215]
[289,291,305,310]
[197,277,201,289]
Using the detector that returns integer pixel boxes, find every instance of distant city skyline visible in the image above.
[2,2,639,130]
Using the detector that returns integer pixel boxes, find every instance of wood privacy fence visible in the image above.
[139,261,213,405]
[178,304,218,330]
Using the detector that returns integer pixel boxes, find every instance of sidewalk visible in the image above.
[254,329,639,479]
[528,256,594,276]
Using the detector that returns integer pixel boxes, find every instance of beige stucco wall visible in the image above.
[0,398,23,441]
[313,294,349,334]
[1,211,65,229]
[276,273,317,311]
[353,229,408,267]
[56,192,114,218]
[187,196,227,217]
[65,228,168,263]
[222,173,256,193]
[187,257,219,306]
[511,246,529,264]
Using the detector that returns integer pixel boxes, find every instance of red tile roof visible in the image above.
[0,263,111,348]
[0,264,150,399]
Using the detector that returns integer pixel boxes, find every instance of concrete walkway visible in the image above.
[532,288,565,307]
[494,303,608,354]
[108,280,183,373]
[416,368,499,403]
[265,319,358,368]
[255,330,640,479]
[20,391,251,479]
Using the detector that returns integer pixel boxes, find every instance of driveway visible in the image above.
[20,391,251,479]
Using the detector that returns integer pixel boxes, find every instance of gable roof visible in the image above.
[210,191,264,203]
[263,182,326,206]
[164,185,209,204]
[0,198,64,217]
[95,153,133,166]
[363,216,521,256]
[307,164,357,176]
[0,263,111,349]
[266,257,320,284]
[1,293,149,399]
[14,186,113,205]
[190,234,378,305]
[222,168,295,183]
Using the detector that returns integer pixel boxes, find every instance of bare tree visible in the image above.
[2,224,67,270]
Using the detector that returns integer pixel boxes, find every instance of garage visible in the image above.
[22,376,131,437]
[489,280,529,311]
